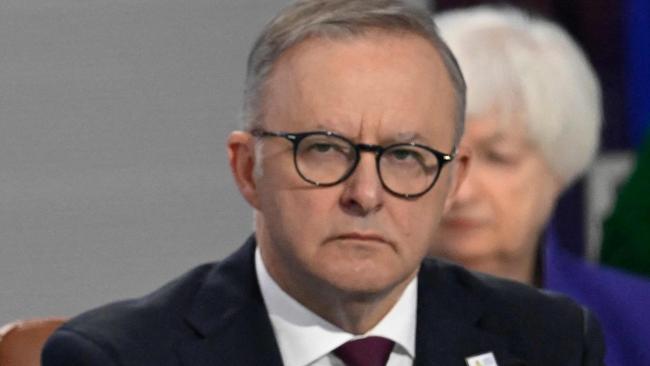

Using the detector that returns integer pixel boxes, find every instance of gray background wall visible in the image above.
[0,0,292,325]
[0,0,430,325]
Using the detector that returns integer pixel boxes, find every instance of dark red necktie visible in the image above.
[333,336,395,366]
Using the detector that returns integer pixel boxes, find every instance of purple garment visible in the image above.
[544,230,650,366]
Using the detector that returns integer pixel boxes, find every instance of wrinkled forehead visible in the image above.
[260,32,458,148]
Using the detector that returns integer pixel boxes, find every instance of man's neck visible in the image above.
[301,277,416,334]
[259,246,417,334]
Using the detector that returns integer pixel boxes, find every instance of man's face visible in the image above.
[231,32,462,301]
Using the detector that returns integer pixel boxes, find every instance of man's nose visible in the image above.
[339,153,384,215]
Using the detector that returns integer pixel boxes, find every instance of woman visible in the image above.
[431,6,599,285]
[431,6,650,365]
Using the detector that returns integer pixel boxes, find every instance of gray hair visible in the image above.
[243,0,466,145]
[435,6,602,186]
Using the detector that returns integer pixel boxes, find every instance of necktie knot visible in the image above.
[334,336,395,366]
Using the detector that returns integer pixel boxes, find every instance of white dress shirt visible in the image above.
[255,248,417,366]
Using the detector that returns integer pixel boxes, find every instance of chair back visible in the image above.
[0,318,66,366]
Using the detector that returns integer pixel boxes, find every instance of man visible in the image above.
[42,1,605,365]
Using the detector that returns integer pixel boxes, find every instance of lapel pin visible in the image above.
[465,351,498,366]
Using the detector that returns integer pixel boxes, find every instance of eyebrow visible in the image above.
[393,131,429,144]
[312,123,432,146]
[314,122,342,133]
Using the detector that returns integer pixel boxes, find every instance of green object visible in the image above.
[601,129,650,277]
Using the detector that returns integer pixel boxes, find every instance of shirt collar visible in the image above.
[255,247,417,366]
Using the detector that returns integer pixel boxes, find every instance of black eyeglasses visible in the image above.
[251,129,455,198]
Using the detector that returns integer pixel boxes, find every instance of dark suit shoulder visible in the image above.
[419,259,605,365]
[67,262,214,334]
[423,257,582,314]
[43,238,274,366]
[43,262,218,366]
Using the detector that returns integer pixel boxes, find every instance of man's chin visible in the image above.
[317,265,412,300]
[329,281,399,303]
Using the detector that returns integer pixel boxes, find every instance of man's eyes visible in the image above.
[305,142,349,154]
[389,148,421,161]
[385,148,430,169]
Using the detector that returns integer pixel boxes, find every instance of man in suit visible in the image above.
[42,0,605,365]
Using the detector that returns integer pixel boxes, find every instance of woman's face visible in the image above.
[431,112,562,282]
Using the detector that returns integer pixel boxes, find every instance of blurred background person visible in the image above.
[430,6,650,365]
[432,5,599,284]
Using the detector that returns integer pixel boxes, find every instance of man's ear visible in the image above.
[443,145,471,213]
[227,131,260,209]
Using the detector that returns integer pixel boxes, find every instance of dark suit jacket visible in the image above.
[42,236,605,366]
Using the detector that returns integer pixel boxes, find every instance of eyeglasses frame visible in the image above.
[250,128,456,199]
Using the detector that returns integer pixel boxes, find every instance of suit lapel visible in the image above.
[177,237,283,366]
[415,260,527,366]
[176,239,528,366]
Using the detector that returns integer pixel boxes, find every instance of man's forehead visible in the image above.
[263,31,451,107]
[260,32,456,146]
